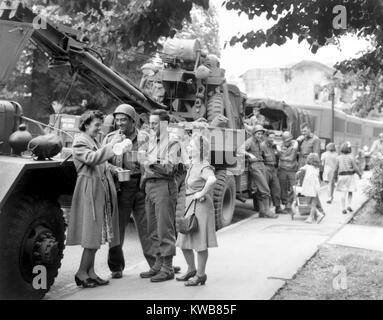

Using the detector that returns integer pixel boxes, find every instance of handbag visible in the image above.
[177,199,198,234]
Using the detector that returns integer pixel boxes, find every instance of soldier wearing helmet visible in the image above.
[245,125,278,218]
[103,104,155,279]
[261,130,282,214]
[276,131,299,214]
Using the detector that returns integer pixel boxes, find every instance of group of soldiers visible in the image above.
[245,120,323,218]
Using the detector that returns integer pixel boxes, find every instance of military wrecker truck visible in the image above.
[0,0,248,299]
[152,38,250,229]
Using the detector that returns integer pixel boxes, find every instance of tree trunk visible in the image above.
[30,49,54,123]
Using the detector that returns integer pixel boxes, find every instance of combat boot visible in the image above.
[259,198,278,219]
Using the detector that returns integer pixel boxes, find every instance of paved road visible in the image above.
[46,173,370,300]
[45,197,255,299]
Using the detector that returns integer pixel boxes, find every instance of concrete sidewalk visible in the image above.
[55,174,370,300]
[328,224,383,252]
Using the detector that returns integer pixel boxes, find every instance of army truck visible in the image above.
[149,38,250,229]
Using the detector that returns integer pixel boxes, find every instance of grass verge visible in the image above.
[273,244,383,300]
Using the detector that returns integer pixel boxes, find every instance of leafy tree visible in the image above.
[177,4,221,57]
[223,0,383,118]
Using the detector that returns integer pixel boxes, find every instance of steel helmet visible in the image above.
[113,104,137,121]
[253,125,265,134]
[282,131,293,142]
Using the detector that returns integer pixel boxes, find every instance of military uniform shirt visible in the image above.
[299,134,321,158]
[245,137,264,162]
[261,141,278,166]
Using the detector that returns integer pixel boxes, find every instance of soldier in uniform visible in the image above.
[297,122,321,169]
[245,125,278,218]
[261,131,282,214]
[277,131,299,214]
[103,104,155,279]
[139,109,181,282]
[296,122,325,215]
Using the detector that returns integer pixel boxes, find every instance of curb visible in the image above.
[270,192,370,300]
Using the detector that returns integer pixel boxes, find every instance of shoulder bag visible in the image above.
[177,199,198,234]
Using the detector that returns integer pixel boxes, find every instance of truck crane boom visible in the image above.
[0,0,164,114]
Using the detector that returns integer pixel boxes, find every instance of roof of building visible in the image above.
[241,60,336,78]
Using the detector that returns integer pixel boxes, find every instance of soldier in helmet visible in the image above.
[261,130,282,214]
[245,125,278,218]
[103,104,155,279]
[277,131,299,214]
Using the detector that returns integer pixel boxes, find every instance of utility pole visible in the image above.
[331,86,335,142]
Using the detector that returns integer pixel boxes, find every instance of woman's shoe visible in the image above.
[176,270,197,281]
[91,277,110,286]
[347,207,353,212]
[342,210,348,214]
[74,276,98,288]
[184,274,207,286]
[327,198,333,204]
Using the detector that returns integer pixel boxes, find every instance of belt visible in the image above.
[339,171,355,176]
[249,159,264,163]
[265,163,276,167]
[145,177,174,182]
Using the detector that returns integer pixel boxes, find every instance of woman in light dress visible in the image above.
[176,134,217,286]
[321,142,338,203]
[297,153,325,224]
[333,143,362,214]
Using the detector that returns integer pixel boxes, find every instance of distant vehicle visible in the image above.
[245,98,383,155]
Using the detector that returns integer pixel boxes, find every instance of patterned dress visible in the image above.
[176,162,218,252]
[336,154,358,192]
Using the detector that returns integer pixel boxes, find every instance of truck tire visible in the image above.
[207,93,224,122]
[213,170,236,230]
[0,195,66,300]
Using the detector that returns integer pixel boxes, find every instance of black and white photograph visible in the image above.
[1,0,383,306]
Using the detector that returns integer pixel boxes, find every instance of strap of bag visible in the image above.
[184,199,197,217]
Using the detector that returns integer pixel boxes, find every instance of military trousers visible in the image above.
[277,168,297,207]
[264,165,281,207]
[145,179,178,257]
[249,162,271,200]
[108,178,156,272]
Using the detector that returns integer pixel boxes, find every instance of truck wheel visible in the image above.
[213,170,236,230]
[207,93,224,122]
[0,195,66,300]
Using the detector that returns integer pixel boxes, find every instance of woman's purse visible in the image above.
[177,199,198,234]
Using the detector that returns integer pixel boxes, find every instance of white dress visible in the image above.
[301,164,321,197]
[321,151,338,182]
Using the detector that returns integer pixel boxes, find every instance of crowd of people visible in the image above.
[64,103,376,290]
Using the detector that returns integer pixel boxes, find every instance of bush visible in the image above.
[366,157,383,214]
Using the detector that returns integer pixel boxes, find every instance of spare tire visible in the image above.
[207,93,224,123]
[213,170,236,230]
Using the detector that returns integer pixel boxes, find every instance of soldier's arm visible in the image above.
[245,139,257,160]
[148,142,179,176]
[313,138,321,156]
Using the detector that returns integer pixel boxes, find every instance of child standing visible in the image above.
[333,143,362,214]
[297,153,325,224]
[321,143,338,203]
